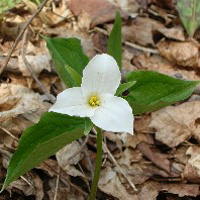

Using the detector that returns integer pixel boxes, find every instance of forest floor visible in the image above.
[1,0,200,199]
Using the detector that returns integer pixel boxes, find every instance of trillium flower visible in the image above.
[49,54,134,134]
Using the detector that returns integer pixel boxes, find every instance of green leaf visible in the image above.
[177,0,200,37]
[2,112,92,191]
[29,0,42,5]
[107,12,122,69]
[0,0,21,13]
[43,36,89,87]
[116,81,136,96]
[125,71,199,115]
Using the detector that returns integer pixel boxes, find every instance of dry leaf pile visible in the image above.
[0,0,200,199]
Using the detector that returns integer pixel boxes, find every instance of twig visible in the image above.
[102,153,108,167]
[43,161,88,197]
[101,136,108,167]
[0,0,50,76]
[75,136,94,180]
[92,128,137,192]
[125,41,159,54]
[0,127,33,188]
[53,167,60,200]
[20,176,33,187]
[0,126,18,142]
[92,27,109,36]
[78,162,91,192]
[102,142,137,191]
[83,147,94,180]
[21,29,55,104]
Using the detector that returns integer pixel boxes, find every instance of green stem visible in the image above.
[0,12,5,26]
[89,127,102,200]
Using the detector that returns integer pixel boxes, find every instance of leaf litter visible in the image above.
[1,0,200,199]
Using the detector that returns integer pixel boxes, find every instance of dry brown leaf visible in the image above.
[158,182,199,197]
[183,164,200,183]
[134,115,152,133]
[158,26,185,41]
[171,162,185,174]
[116,148,151,185]
[18,54,51,76]
[7,172,44,200]
[184,146,200,178]
[122,17,185,47]
[124,134,141,149]
[45,0,72,25]
[0,16,26,42]
[137,181,158,200]
[0,57,20,73]
[103,131,124,151]
[36,159,62,178]
[137,142,171,173]
[48,188,85,200]
[173,146,189,165]
[56,141,86,178]
[31,75,59,93]
[157,39,200,68]
[151,0,177,10]
[92,32,108,53]
[138,181,199,200]
[141,162,171,178]
[133,53,200,80]
[0,83,50,140]
[149,101,200,147]
[99,167,138,200]
[122,48,137,71]
[124,162,152,185]
[0,84,49,123]
[148,4,176,24]
[123,17,156,46]
[115,0,140,16]
[67,0,122,28]
[117,148,143,167]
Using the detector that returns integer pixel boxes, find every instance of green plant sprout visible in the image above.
[177,0,200,37]
[1,12,199,200]
[0,0,21,13]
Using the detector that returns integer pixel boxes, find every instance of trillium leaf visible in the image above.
[29,0,43,5]
[125,70,199,115]
[2,112,92,191]
[43,36,89,87]
[177,0,200,37]
[116,81,136,96]
[65,64,82,87]
[107,11,122,69]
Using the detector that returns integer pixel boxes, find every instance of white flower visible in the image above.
[49,54,134,134]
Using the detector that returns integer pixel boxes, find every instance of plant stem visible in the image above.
[89,127,102,200]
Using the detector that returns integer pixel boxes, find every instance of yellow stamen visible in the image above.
[89,95,100,106]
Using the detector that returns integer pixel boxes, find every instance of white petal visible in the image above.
[91,94,134,134]
[49,87,96,117]
[81,54,121,97]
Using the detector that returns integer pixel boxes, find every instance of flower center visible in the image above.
[89,96,100,107]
